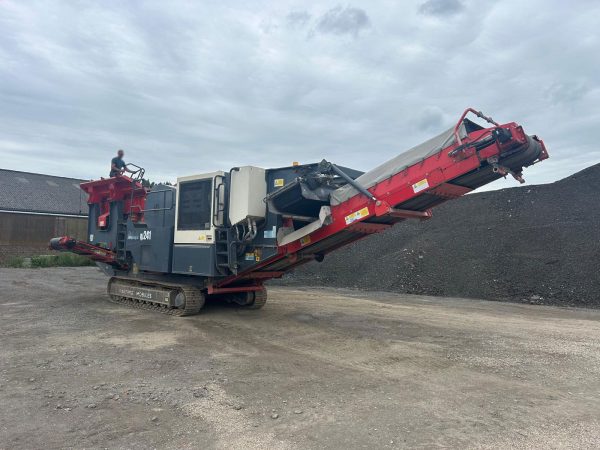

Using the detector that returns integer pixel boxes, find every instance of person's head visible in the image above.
[117,149,124,159]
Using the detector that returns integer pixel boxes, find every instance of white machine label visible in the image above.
[412,178,429,193]
[344,207,370,225]
[300,236,311,246]
[127,230,152,241]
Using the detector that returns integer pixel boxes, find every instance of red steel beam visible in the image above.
[207,284,264,295]
[428,183,473,199]
[348,222,392,234]
[386,208,432,220]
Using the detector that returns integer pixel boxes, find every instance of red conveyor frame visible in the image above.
[211,108,548,292]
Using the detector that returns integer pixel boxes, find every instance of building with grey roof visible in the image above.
[0,169,89,216]
[0,169,89,263]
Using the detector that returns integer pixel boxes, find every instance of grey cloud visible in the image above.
[416,107,444,132]
[287,11,311,28]
[546,81,590,105]
[418,0,464,17]
[0,1,598,188]
[314,6,370,37]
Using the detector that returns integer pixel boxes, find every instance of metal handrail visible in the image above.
[124,163,147,219]
[125,163,145,181]
[454,108,499,145]
[140,188,175,213]
[212,175,226,228]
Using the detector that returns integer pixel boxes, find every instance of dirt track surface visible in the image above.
[1,267,599,449]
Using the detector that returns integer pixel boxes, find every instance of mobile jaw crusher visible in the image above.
[51,109,549,315]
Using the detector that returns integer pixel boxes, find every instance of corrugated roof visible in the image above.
[0,169,89,216]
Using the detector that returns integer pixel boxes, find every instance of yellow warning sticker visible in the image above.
[344,206,370,225]
[198,234,206,242]
[274,178,285,187]
[300,235,311,246]
[412,178,429,193]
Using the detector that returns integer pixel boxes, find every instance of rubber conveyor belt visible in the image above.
[330,123,469,206]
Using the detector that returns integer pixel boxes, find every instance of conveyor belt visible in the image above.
[331,121,472,206]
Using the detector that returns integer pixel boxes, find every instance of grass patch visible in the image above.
[4,256,26,268]
[31,254,95,268]
[2,254,95,268]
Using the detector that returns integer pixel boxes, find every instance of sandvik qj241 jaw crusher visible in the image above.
[51,109,549,316]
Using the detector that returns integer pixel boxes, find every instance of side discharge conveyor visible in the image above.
[50,108,549,316]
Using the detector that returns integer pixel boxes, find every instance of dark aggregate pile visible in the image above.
[275,163,600,308]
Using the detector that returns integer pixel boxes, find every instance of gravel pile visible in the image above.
[275,163,600,307]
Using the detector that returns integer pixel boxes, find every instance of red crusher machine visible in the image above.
[51,109,549,316]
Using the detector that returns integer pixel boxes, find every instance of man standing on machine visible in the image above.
[110,149,135,177]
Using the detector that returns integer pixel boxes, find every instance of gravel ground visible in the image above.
[277,163,600,307]
[1,267,600,449]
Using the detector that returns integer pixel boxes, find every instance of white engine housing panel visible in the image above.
[229,166,266,225]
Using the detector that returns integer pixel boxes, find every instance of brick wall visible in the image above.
[0,212,88,263]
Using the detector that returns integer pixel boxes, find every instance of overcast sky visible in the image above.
[0,0,598,190]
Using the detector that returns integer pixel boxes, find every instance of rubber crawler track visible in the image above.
[246,287,267,309]
[107,278,205,316]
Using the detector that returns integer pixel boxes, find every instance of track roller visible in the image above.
[244,287,267,309]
